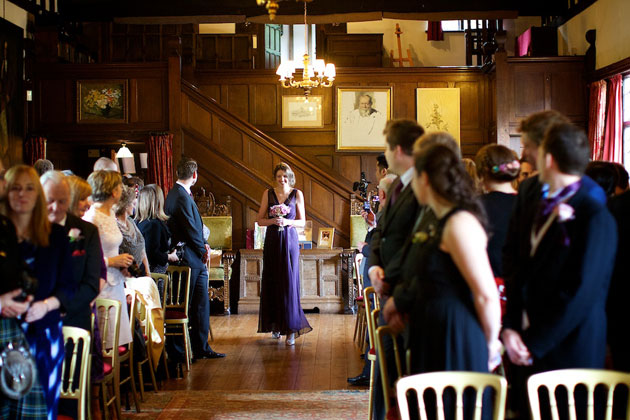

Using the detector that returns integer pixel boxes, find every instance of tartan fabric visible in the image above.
[0,319,47,420]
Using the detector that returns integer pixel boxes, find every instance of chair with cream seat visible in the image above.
[353,252,366,349]
[133,291,159,399]
[94,298,121,420]
[164,265,193,371]
[118,290,141,413]
[527,369,630,420]
[396,371,508,420]
[60,326,92,420]
[364,286,380,420]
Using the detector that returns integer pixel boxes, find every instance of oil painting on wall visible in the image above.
[416,88,460,144]
[77,80,128,123]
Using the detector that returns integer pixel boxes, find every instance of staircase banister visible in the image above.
[181,79,355,196]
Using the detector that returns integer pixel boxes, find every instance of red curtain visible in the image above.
[427,21,444,41]
[23,136,46,165]
[587,80,607,160]
[146,133,174,195]
[602,74,623,163]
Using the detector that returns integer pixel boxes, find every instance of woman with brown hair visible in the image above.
[66,174,92,218]
[1,165,74,419]
[256,162,312,345]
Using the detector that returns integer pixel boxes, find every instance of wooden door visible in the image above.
[264,24,282,69]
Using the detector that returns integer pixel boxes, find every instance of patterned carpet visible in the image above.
[122,389,369,420]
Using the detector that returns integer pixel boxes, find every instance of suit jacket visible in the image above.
[503,176,617,370]
[164,183,207,269]
[368,177,421,290]
[63,213,102,331]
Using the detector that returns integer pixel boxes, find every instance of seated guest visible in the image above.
[40,171,102,331]
[66,175,92,218]
[1,165,74,420]
[33,159,53,176]
[93,157,118,172]
[0,214,45,419]
[474,145,519,289]
[136,184,178,274]
[502,123,616,374]
[84,170,133,349]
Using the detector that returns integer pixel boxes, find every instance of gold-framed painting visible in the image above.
[416,88,460,144]
[282,95,323,128]
[337,87,392,151]
[317,227,335,249]
[77,80,128,124]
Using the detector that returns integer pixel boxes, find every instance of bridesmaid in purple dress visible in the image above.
[257,162,312,345]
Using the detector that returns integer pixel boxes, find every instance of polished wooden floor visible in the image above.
[161,313,366,391]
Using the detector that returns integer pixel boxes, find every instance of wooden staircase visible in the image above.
[180,80,355,250]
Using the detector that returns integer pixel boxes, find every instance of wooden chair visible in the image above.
[60,326,91,420]
[165,265,193,371]
[376,324,404,416]
[118,290,141,413]
[133,292,159,399]
[364,286,380,420]
[396,371,508,420]
[527,369,630,420]
[94,298,121,420]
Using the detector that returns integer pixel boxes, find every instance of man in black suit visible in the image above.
[165,156,225,360]
[368,119,424,420]
[502,122,616,385]
[41,171,102,331]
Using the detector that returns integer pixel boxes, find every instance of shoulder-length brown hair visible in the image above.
[1,165,51,247]
[273,162,296,187]
[136,184,169,222]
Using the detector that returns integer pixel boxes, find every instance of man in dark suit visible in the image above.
[368,119,424,420]
[502,123,616,405]
[165,156,225,360]
[40,171,101,331]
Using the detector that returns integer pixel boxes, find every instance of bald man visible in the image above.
[93,157,119,172]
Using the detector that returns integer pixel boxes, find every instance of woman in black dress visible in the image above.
[405,143,502,374]
[256,163,312,346]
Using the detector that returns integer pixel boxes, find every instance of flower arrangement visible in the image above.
[83,88,121,116]
[270,204,290,231]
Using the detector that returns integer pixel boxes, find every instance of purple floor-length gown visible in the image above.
[258,189,313,337]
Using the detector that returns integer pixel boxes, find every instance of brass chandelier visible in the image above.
[256,0,313,21]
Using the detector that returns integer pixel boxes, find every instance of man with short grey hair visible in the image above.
[93,156,118,172]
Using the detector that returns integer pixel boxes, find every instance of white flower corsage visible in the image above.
[68,228,83,242]
[555,203,575,223]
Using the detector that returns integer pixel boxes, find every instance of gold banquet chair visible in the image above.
[150,272,170,380]
[134,291,159,399]
[60,326,92,420]
[527,369,630,420]
[364,286,381,420]
[118,290,141,413]
[94,298,121,420]
[396,371,508,420]
[376,324,404,416]
[165,265,193,371]
[353,252,366,348]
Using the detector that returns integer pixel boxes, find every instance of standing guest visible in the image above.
[40,170,102,331]
[93,157,118,172]
[502,123,616,387]
[165,157,225,360]
[257,162,312,346]
[0,214,44,419]
[462,157,481,193]
[392,143,501,374]
[369,119,424,420]
[33,159,53,176]
[1,165,74,420]
[518,158,535,185]
[66,175,92,218]
[474,145,519,281]
[137,184,178,274]
[585,161,618,199]
[84,170,133,349]
[115,185,150,276]
[612,162,629,195]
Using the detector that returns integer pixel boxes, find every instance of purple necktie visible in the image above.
[389,182,404,206]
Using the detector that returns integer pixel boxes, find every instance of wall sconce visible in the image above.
[116,142,133,159]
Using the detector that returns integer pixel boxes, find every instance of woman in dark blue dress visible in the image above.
[257,163,312,346]
[1,165,73,420]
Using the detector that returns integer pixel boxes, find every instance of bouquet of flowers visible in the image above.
[269,204,291,231]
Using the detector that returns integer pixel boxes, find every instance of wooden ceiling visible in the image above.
[59,0,568,22]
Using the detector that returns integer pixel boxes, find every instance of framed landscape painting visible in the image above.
[282,95,323,128]
[77,80,128,124]
[336,87,391,151]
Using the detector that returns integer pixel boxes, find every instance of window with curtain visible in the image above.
[624,76,630,170]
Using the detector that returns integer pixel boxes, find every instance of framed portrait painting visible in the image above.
[282,96,323,128]
[337,87,391,151]
[317,228,335,249]
[77,80,128,124]
[416,88,460,144]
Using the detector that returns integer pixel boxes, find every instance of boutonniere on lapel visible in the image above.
[554,203,575,247]
[411,224,436,244]
[68,228,83,243]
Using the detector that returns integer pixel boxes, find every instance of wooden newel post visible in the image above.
[494,31,510,147]
[168,37,183,162]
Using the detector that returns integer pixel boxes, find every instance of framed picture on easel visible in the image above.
[317,228,335,249]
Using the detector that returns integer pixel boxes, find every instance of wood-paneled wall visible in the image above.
[192,67,495,188]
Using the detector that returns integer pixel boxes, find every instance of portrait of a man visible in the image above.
[337,87,391,151]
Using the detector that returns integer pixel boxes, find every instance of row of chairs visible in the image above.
[59,265,192,420]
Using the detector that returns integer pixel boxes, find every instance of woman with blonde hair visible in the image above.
[66,175,92,218]
[1,165,74,419]
[84,170,133,348]
[137,184,178,274]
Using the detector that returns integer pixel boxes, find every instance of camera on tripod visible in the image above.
[353,172,371,201]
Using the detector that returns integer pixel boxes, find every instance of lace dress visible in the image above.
[83,207,132,348]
